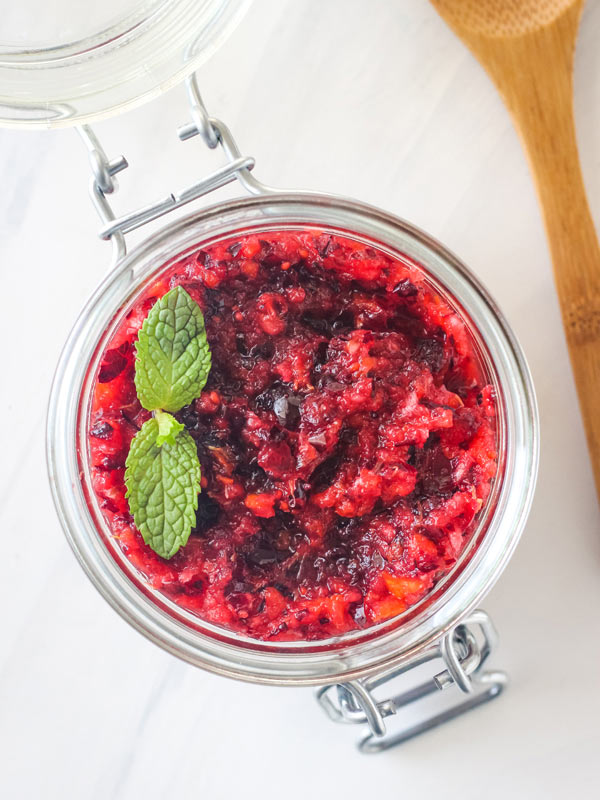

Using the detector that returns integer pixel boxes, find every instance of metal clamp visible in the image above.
[316,610,508,753]
[78,73,277,269]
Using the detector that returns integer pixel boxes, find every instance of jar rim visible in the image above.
[47,192,539,685]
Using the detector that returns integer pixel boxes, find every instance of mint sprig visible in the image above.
[134,285,211,413]
[124,286,210,560]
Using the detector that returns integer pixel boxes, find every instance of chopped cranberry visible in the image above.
[98,342,130,383]
[193,493,221,532]
[258,441,294,478]
[87,231,497,641]
[413,336,446,374]
[90,421,114,440]
[393,278,419,297]
[418,445,455,496]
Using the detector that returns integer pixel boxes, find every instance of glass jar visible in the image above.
[47,174,538,746]
[0,0,250,127]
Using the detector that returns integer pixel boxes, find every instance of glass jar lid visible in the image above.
[0,0,250,129]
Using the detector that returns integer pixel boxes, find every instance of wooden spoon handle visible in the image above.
[468,2,600,497]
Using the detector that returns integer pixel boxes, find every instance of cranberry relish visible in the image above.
[88,231,497,641]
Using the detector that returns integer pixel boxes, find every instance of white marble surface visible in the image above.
[1,1,600,797]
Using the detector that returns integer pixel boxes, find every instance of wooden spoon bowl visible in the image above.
[430,0,600,500]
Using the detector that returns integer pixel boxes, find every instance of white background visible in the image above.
[1,1,599,797]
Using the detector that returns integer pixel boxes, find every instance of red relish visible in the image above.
[87,231,497,641]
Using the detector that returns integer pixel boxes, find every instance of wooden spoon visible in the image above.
[430,0,600,500]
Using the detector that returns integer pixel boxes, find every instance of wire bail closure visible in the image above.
[78,73,276,270]
[316,610,508,753]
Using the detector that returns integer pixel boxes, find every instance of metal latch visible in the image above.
[316,609,508,753]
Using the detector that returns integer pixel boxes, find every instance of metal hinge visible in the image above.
[77,72,277,269]
[316,610,508,753]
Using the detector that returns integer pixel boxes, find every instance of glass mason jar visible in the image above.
[0,0,250,128]
[47,134,539,748]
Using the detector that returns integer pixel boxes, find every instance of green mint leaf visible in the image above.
[134,286,211,413]
[125,417,201,559]
[155,409,184,447]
